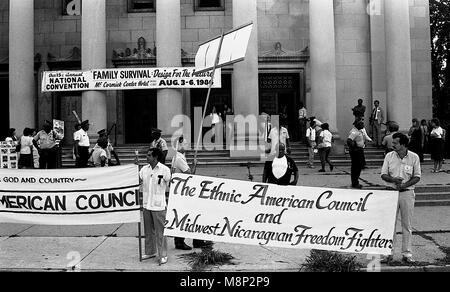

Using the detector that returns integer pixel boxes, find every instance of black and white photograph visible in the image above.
[0,0,449,281]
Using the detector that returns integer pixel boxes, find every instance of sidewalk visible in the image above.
[1,163,449,272]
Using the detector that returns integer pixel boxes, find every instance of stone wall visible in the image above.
[334,0,372,136]
[257,0,309,52]
[410,0,433,121]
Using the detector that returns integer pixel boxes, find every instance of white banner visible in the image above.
[0,165,140,225]
[41,67,221,92]
[165,174,399,255]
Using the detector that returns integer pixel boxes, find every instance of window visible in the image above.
[128,0,155,13]
[194,0,225,11]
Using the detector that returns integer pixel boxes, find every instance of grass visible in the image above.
[178,245,235,271]
[300,250,362,272]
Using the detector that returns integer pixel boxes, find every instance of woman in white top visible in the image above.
[317,123,334,172]
[18,127,34,169]
[210,106,221,143]
[429,118,445,172]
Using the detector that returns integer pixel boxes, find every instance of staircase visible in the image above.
[61,142,432,168]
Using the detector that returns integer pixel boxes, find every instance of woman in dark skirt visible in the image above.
[429,118,445,172]
[408,119,423,162]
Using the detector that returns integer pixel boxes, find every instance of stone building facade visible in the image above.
[0,0,432,145]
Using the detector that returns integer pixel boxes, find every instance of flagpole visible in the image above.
[192,30,224,174]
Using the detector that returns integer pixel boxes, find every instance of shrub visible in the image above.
[300,250,362,272]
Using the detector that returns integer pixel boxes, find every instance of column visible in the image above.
[9,0,35,134]
[309,0,337,133]
[156,0,183,136]
[369,0,387,112]
[385,0,412,131]
[81,0,107,136]
[232,0,259,118]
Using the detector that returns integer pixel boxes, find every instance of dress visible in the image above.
[430,127,444,161]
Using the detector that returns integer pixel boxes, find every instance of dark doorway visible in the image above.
[259,73,303,141]
[56,92,82,147]
[190,74,232,137]
[0,78,9,140]
[124,89,157,144]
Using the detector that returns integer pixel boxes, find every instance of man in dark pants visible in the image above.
[74,120,90,167]
[33,120,62,169]
[347,120,366,189]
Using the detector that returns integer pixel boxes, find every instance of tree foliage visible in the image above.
[430,0,450,121]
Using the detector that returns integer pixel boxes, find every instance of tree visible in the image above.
[430,0,450,123]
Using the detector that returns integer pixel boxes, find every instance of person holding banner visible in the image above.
[139,147,171,264]
[74,120,90,168]
[381,132,421,264]
[171,136,211,250]
[263,143,298,186]
[33,121,62,169]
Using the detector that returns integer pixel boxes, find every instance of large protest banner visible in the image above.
[41,67,221,92]
[165,174,399,255]
[0,165,140,225]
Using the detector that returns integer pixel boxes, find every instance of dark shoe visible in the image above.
[142,253,157,260]
[318,169,325,172]
[193,240,213,248]
[380,255,393,264]
[330,165,334,172]
[352,184,363,189]
[402,256,415,264]
[175,243,192,250]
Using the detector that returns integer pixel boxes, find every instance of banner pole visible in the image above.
[138,222,142,262]
[192,30,224,174]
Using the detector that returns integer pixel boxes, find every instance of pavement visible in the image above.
[1,163,450,272]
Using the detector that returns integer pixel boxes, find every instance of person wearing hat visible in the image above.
[150,128,168,164]
[90,129,120,166]
[74,120,90,168]
[89,137,109,167]
[33,120,63,169]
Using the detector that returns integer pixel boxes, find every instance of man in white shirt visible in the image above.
[298,102,308,142]
[74,120,90,168]
[139,147,171,265]
[369,100,384,147]
[381,133,421,264]
[306,120,316,168]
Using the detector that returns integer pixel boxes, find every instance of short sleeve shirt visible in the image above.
[348,128,365,148]
[264,155,298,186]
[34,130,57,149]
[320,130,333,147]
[151,138,168,152]
[91,145,108,167]
[306,127,316,141]
[171,152,190,173]
[381,150,421,190]
[20,136,34,154]
[139,162,171,211]
[74,129,90,147]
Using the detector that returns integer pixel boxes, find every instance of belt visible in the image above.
[399,189,413,193]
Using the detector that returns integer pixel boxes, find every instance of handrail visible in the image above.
[107,123,117,147]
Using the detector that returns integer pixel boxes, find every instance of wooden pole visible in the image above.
[192,31,224,174]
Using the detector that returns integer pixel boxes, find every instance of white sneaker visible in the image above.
[159,256,168,265]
